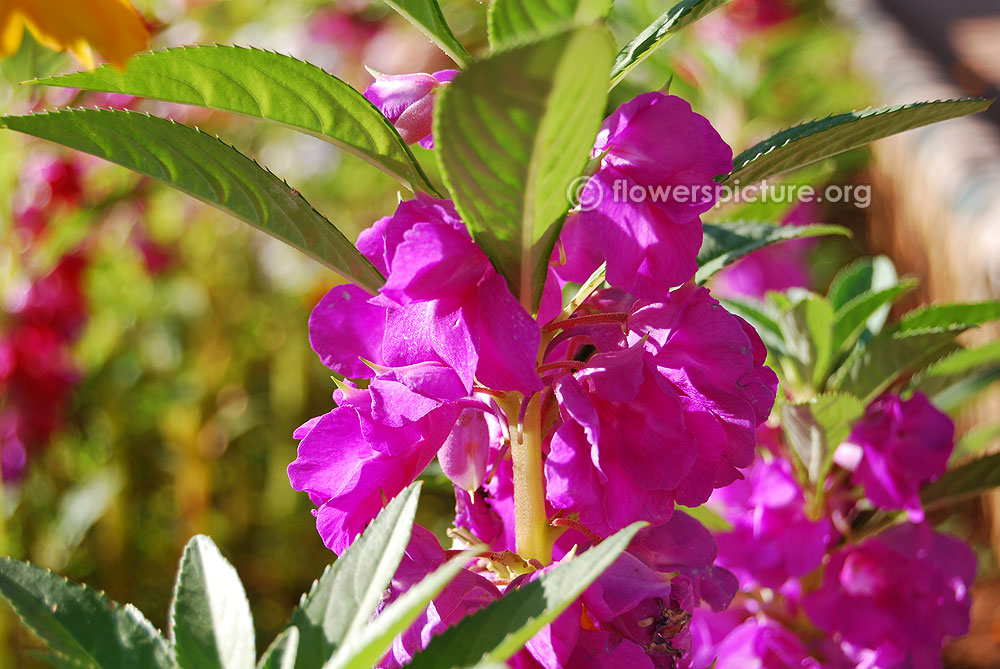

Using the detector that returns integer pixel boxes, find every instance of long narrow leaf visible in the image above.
[0,558,172,668]
[719,99,993,186]
[324,550,480,669]
[696,221,849,283]
[406,522,644,668]
[31,46,436,193]
[170,535,255,669]
[921,452,1000,513]
[287,482,422,669]
[609,0,730,89]
[1,109,385,294]
[382,0,473,66]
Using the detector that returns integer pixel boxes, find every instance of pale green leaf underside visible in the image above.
[436,27,614,309]
[258,627,299,669]
[0,558,172,668]
[30,46,435,193]
[609,0,731,89]
[776,293,835,391]
[324,551,478,669]
[287,482,422,669]
[782,392,865,482]
[696,221,849,283]
[0,109,385,294]
[406,522,644,668]
[488,0,612,49]
[170,535,256,669]
[720,99,992,185]
[382,0,474,66]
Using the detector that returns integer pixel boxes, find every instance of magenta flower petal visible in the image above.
[309,284,386,378]
[836,392,954,521]
[569,92,733,297]
[803,523,975,666]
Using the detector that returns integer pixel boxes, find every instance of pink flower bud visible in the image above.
[364,69,459,148]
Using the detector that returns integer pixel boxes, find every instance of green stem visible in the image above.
[511,394,551,564]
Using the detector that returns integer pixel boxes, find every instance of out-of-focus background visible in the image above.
[0,0,998,666]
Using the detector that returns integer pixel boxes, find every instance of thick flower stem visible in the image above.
[512,393,552,565]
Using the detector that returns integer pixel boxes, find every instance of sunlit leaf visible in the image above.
[30,46,436,193]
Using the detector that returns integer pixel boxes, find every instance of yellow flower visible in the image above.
[0,0,149,69]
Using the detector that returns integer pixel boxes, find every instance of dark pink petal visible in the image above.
[473,272,543,393]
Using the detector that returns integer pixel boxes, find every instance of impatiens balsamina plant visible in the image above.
[0,0,996,666]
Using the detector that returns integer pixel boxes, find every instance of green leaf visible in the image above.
[436,27,614,309]
[1,109,385,294]
[170,535,255,669]
[696,221,850,283]
[718,297,785,357]
[29,46,436,194]
[829,330,961,403]
[258,628,298,669]
[781,392,865,482]
[324,550,479,669]
[953,423,1000,462]
[827,255,899,311]
[684,505,733,532]
[774,292,835,392]
[287,482,422,669]
[609,0,731,89]
[0,558,172,668]
[719,99,993,186]
[488,0,612,48]
[830,281,916,357]
[381,0,473,66]
[908,340,1000,412]
[406,522,644,668]
[921,452,1000,513]
[898,301,1000,333]
[831,300,1000,401]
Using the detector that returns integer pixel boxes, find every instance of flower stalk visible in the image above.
[511,393,552,564]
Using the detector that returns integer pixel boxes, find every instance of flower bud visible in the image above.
[364,69,459,148]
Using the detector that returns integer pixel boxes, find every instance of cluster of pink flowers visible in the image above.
[290,71,976,668]
[292,74,783,666]
[688,392,973,668]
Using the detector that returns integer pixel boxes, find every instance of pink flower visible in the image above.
[364,69,459,148]
[559,93,732,298]
[803,523,975,668]
[288,390,459,553]
[520,513,737,669]
[710,455,833,589]
[834,392,954,521]
[685,613,820,669]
